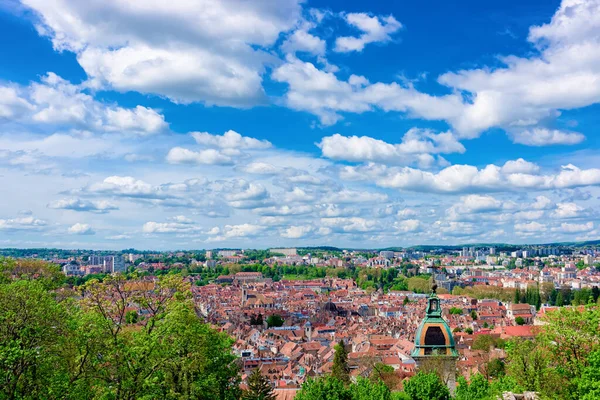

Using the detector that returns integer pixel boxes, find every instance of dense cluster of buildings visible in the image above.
[62,254,125,275]
[190,272,549,396]
[36,244,600,396]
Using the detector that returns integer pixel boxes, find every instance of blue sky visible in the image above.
[1,0,600,250]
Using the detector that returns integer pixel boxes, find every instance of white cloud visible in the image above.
[395,219,421,232]
[241,162,283,175]
[397,208,418,219]
[86,176,164,198]
[510,128,585,146]
[323,189,387,203]
[281,225,314,239]
[142,220,199,234]
[551,202,584,218]
[501,158,540,174]
[0,216,47,231]
[282,30,326,56]
[68,223,95,235]
[515,221,547,232]
[320,217,378,233]
[450,195,505,214]
[191,130,271,149]
[554,221,594,233]
[437,0,600,137]
[22,0,303,106]
[318,130,464,166]
[531,195,553,210]
[0,86,33,118]
[0,73,167,135]
[105,105,168,136]
[47,198,118,213]
[272,57,463,126]
[166,147,233,165]
[346,162,600,194]
[207,223,266,241]
[334,13,402,52]
[256,205,313,216]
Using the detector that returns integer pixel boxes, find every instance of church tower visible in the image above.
[241,286,248,306]
[411,281,458,394]
[304,321,312,342]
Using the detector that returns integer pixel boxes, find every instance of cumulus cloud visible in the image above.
[207,223,266,241]
[166,147,233,165]
[191,130,271,149]
[395,219,421,232]
[343,162,600,194]
[551,202,585,218]
[510,128,585,146]
[281,11,327,56]
[554,221,594,233]
[334,13,402,52]
[437,0,600,137]
[241,162,283,175]
[0,73,167,135]
[47,198,118,213]
[86,176,165,198]
[142,219,200,234]
[501,158,540,174]
[272,56,463,126]
[281,225,314,238]
[515,221,546,233]
[320,217,378,233]
[22,0,303,106]
[68,223,95,235]
[318,129,464,166]
[0,216,47,231]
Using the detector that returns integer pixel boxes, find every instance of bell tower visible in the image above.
[241,286,248,306]
[411,279,458,394]
[304,321,312,342]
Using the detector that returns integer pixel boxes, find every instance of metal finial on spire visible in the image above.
[431,268,437,294]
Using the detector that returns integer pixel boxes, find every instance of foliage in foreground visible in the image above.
[0,258,240,400]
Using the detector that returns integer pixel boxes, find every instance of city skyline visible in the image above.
[2,0,600,249]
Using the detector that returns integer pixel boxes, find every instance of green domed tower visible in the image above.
[411,280,458,394]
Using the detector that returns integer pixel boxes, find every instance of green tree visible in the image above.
[537,305,600,384]
[0,280,71,399]
[403,371,449,400]
[353,377,391,400]
[514,316,525,325]
[472,334,496,351]
[332,340,350,384]
[470,310,478,320]
[455,374,490,400]
[295,376,352,400]
[125,309,139,324]
[266,314,284,328]
[243,368,276,400]
[577,350,600,399]
[504,338,564,397]
[369,362,399,391]
[485,358,505,379]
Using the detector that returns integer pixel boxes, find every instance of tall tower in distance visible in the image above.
[304,321,312,342]
[241,286,248,306]
[411,279,459,394]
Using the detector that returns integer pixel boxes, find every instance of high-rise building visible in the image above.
[88,255,125,273]
[489,247,496,255]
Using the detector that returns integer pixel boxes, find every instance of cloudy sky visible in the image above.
[1,0,600,250]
